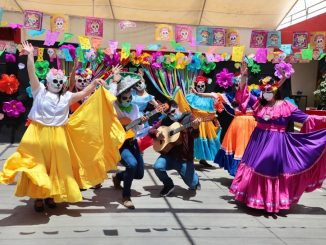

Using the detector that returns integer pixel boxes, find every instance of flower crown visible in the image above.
[259,76,279,92]
[76,68,93,77]
[195,75,208,83]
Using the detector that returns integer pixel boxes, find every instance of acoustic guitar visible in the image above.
[153,115,216,154]
[120,103,169,140]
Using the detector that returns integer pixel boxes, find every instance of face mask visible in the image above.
[168,109,181,121]
[120,94,132,107]
[196,82,206,93]
[263,92,274,101]
[47,79,64,93]
[135,81,146,91]
[121,101,131,107]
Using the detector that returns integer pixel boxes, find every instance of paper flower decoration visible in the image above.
[140,53,151,66]
[247,58,254,67]
[201,58,216,74]
[274,61,294,79]
[2,100,26,118]
[187,55,201,72]
[216,68,234,89]
[175,52,186,70]
[35,60,50,79]
[5,53,16,63]
[251,63,261,74]
[0,74,20,94]
[59,44,76,60]
[96,48,105,64]
[104,52,120,66]
[130,51,142,66]
[163,54,176,70]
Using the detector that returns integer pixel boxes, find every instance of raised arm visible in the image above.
[68,57,79,91]
[22,41,39,92]
[239,61,248,90]
[69,79,104,105]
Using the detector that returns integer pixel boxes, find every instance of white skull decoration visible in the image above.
[91,21,100,33]
[55,18,64,31]
[180,29,189,41]
[160,28,170,40]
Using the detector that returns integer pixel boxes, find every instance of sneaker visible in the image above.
[34,199,44,212]
[122,197,135,209]
[44,198,57,209]
[112,173,122,189]
[160,185,175,197]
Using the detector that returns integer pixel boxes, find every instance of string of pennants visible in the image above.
[0,8,326,65]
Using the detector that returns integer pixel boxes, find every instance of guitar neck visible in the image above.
[170,117,213,135]
[170,121,193,135]
[125,108,159,131]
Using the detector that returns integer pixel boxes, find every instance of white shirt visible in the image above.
[28,83,73,126]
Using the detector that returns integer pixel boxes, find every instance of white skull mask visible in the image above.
[75,74,92,90]
[135,80,146,91]
[196,81,206,93]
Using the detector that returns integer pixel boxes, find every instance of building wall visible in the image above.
[292,62,319,107]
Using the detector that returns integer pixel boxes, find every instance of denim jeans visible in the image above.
[153,155,199,189]
[117,139,144,198]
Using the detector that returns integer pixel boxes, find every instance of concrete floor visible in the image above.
[1,143,326,245]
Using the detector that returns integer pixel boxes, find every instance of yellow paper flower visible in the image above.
[140,53,151,65]
[175,52,186,69]
[261,76,272,84]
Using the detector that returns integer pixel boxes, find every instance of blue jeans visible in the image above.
[117,140,144,198]
[153,155,199,189]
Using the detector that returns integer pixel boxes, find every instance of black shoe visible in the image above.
[44,198,57,209]
[34,199,44,212]
[189,182,201,191]
[199,160,212,167]
[160,185,175,197]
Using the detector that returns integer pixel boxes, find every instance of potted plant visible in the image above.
[314,73,326,110]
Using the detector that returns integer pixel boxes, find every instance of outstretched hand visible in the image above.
[240,61,248,75]
[92,78,105,87]
[112,65,123,82]
[21,41,34,55]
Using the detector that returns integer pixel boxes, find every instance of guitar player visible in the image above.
[107,65,149,209]
[149,100,201,197]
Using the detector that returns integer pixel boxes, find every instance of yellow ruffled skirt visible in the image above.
[0,87,125,203]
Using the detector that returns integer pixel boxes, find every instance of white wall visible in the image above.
[291,62,318,107]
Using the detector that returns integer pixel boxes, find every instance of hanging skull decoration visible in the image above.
[75,68,92,90]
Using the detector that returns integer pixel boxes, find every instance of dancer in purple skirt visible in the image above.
[230,62,326,213]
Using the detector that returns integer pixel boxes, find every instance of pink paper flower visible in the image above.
[216,68,234,89]
[2,100,26,118]
[274,61,294,79]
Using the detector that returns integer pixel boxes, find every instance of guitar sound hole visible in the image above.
[169,131,174,137]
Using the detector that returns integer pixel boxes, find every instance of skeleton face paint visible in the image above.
[196,81,206,93]
[76,76,92,90]
[135,80,146,91]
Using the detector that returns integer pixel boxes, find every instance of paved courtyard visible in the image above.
[1,143,326,245]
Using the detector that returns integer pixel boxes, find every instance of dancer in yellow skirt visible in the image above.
[0,41,125,212]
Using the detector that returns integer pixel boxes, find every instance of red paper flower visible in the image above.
[0,74,20,94]
[2,100,26,118]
